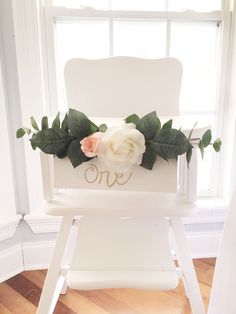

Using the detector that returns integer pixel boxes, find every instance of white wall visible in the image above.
[0,48,16,218]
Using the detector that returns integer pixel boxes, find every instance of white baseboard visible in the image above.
[188,231,221,258]
[0,244,24,282]
[22,231,221,271]
[23,241,55,270]
[24,214,62,233]
[0,215,22,241]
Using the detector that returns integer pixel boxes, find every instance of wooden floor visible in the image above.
[0,258,215,314]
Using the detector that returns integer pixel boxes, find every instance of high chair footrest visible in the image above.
[66,270,179,290]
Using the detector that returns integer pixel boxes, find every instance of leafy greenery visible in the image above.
[67,109,98,140]
[140,144,157,170]
[41,116,49,130]
[149,129,191,160]
[67,139,90,167]
[124,114,140,125]
[30,128,74,155]
[52,112,60,129]
[30,117,39,131]
[16,127,31,138]
[213,138,222,152]
[99,123,108,132]
[16,109,221,171]
[136,111,161,140]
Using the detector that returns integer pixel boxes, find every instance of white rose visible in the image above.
[97,123,146,172]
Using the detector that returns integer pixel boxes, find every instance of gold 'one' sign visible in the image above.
[84,164,133,188]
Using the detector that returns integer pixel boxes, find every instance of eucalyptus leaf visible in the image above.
[213,138,222,152]
[41,116,49,130]
[124,114,140,125]
[199,140,204,159]
[61,113,68,132]
[162,119,173,130]
[136,111,161,140]
[16,128,26,138]
[140,145,157,170]
[150,128,190,160]
[52,112,60,129]
[99,123,108,132]
[30,117,39,131]
[186,147,193,168]
[57,149,68,159]
[30,128,74,155]
[68,108,98,140]
[202,129,212,147]
[30,137,37,150]
[188,121,198,140]
[16,127,31,138]
[67,139,90,168]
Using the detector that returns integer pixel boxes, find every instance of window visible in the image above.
[43,0,229,196]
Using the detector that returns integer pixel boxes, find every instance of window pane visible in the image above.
[170,22,220,113]
[113,21,166,58]
[111,0,165,11]
[55,20,109,111]
[168,0,221,12]
[53,0,109,9]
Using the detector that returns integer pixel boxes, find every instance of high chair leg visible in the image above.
[36,216,74,314]
[171,217,206,314]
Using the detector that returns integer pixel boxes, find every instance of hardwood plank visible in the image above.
[23,271,109,314]
[60,289,109,314]
[7,274,76,314]
[78,289,144,314]
[0,283,36,313]
[0,258,216,314]
[106,288,187,314]
[0,303,12,314]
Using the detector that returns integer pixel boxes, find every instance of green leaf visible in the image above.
[16,127,31,138]
[61,113,68,132]
[198,140,204,159]
[52,112,60,129]
[125,114,140,125]
[68,109,98,140]
[30,137,37,150]
[16,128,25,138]
[188,121,198,140]
[213,138,222,152]
[202,129,212,147]
[30,117,39,131]
[57,149,68,159]
[41,116,49,130]
[149,128,190,160]
[25,128,31,135]
[67,139,90,168]
[30,128,74,155]
[140,145,157,170]
[99,123,108,132]
[162,119,173,130]
[186,147,193,168]
[136,111,161,140]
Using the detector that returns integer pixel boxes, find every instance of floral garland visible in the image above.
[16,109,221,172]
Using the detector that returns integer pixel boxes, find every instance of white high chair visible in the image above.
[37,57,205,314]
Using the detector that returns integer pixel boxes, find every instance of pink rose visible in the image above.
[80,132,103,158]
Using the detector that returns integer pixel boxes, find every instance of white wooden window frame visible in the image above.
[41,1,232,200]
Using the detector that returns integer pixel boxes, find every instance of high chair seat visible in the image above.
[44,189,196,217]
